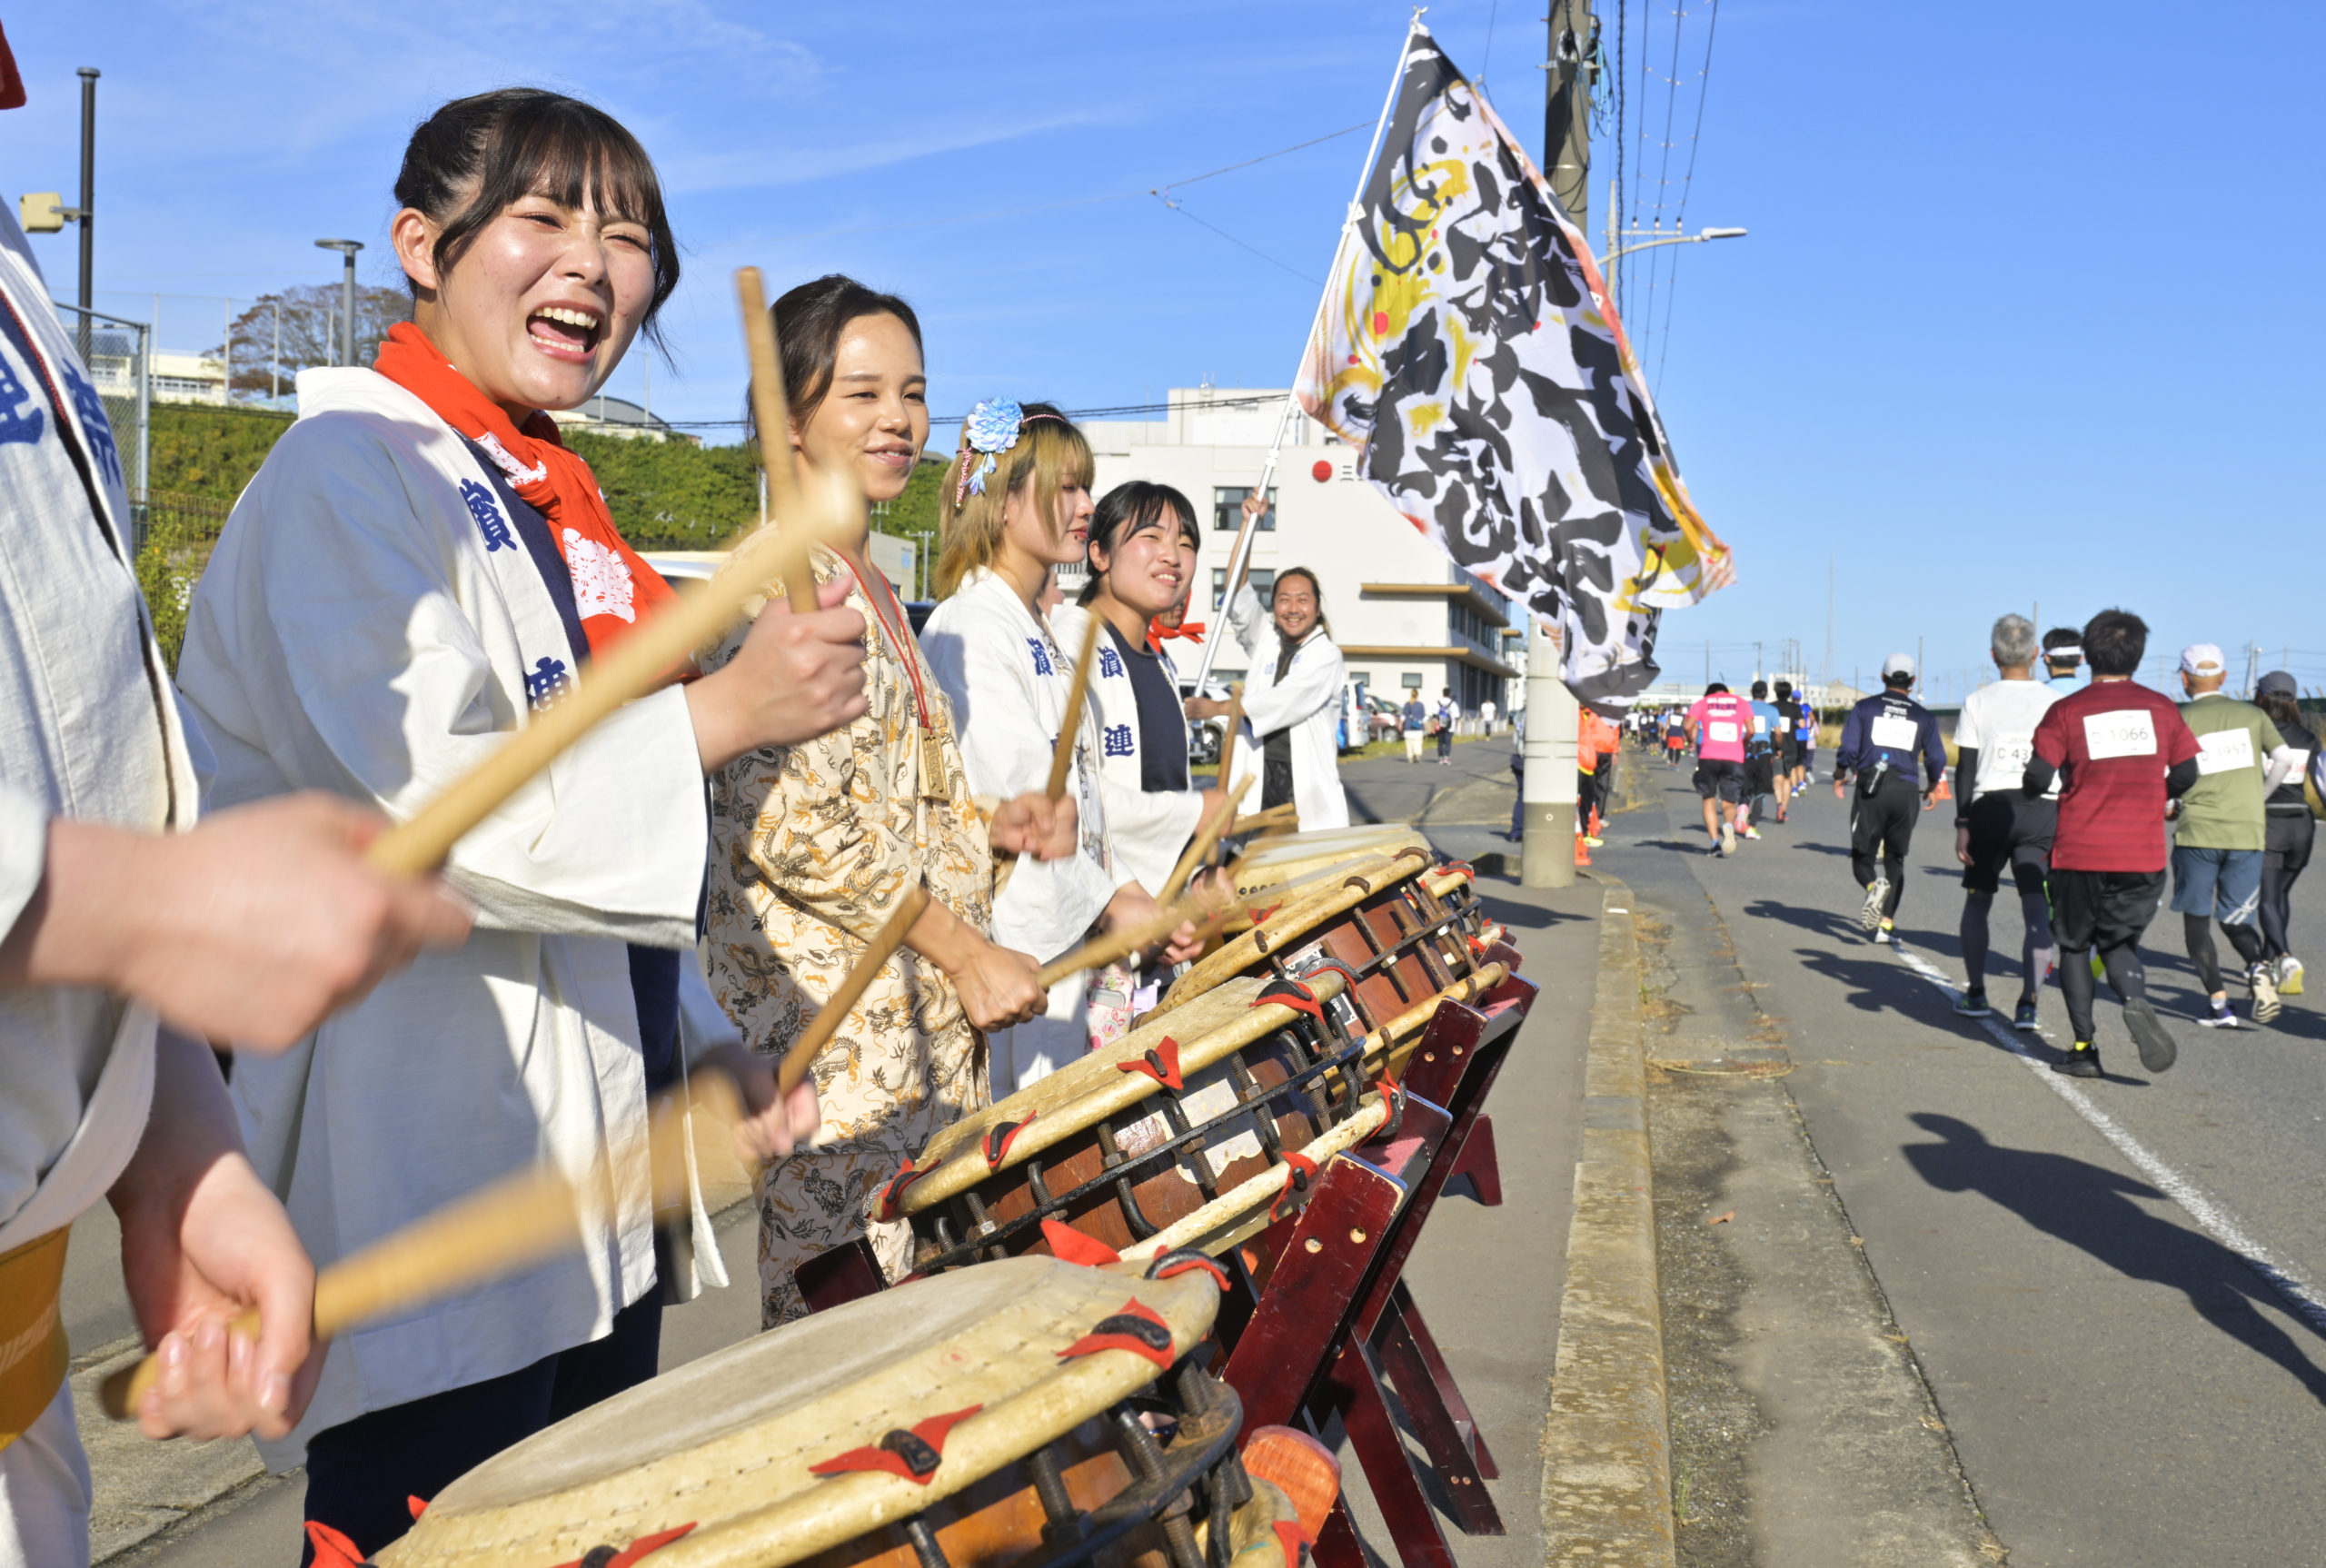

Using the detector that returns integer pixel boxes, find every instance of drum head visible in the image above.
[378,1258,1219,1567]
[1234,824,1426,895]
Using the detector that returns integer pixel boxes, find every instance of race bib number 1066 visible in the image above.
[2083,710,2158,759]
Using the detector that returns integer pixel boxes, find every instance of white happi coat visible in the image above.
[1049,606,1204,899]
[920,568,1123,1095]
[0,210,208,1565]
[1220,581,1351,830]
[174,368,731,1468]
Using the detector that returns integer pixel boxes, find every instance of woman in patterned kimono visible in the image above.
[701,275,1068,1326]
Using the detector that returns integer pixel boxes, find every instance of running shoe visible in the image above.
[2124,997,2177,1073]
[2052,1042,2102,1078]
[1876,919,1898,948]
[1859,878,1889,933]
[1720,820,1736,856]
[2197,1002,2240,1029]
[2013,999,2040,1031]
[2251,964,2282,1024]
[1583,833,1605,848]
[1953,989,1991,1018]
[1741,826,1763,840]
[2281,955,2306,996]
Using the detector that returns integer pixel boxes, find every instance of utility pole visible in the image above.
[75,70,97,360]
[1521,0,1596,890]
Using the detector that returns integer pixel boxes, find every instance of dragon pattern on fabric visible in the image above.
[1297,31,1732,710]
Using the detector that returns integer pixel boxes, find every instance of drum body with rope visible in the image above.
[891,976,1386,1274]
[1228,827,1506,961]
[374,1256,1300,1568]
[1157,850,1503,1046]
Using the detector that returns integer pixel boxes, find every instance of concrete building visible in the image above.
[1084,388,1519,715]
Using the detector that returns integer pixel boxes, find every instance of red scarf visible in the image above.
[374,323,675,660]
[1148,618,1207,653]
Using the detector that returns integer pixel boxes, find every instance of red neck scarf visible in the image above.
[1148,617,1207,653]
[374,322,675,660]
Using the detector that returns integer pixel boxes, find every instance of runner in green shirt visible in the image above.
[2173,644,2282,1027]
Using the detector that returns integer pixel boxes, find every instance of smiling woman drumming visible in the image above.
[173,91,864,1557]
[700,275,1069,1327]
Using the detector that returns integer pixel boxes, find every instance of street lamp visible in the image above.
[313,239,363,367]
[1603,224,1747,265]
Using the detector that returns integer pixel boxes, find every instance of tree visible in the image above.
[214,283,412,396]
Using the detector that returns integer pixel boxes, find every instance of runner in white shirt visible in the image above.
[1950,615,2063,1029]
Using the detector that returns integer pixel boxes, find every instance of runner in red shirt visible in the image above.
[2024,609,2202,1078]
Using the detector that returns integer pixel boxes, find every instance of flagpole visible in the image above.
[1188,8,1426,697]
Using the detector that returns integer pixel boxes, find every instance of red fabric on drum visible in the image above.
[1269,1154,1321,1222]
[1040,1220,1123,1267]
[1117,1036,1185,1091]
[1275,1518,1316,1565]
[1057,1298,1176,1371]
[1151,1255,1230,1289]
[303,1523,368,1568]
[874,1156,938,1222]
[984,1115,1038,1168]
[1251,979,1324,1022]
[809,1406,984,1485]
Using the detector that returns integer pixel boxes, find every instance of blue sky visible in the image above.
[9,2,2322,695]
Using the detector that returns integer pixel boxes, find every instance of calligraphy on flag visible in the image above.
[1296,30,1732,709]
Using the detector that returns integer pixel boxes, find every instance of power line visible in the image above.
[1653,0,1721,388]
[1155,120,1374,194]
[1148,193,1322,283]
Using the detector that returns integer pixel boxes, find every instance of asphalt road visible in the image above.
[1595,742,2326,1566]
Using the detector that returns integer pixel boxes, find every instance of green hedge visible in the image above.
[137,404,949,666]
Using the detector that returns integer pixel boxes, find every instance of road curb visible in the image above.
[1539,876,1675,1567]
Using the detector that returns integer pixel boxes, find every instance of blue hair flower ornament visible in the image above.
[957,398,1025,504]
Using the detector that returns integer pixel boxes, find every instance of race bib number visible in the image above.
[2195,728,2255,775]
[1708,720,1739,743]
[1870,714,1917,751]
[2083,710,2157,759]
[1985,736,2033,781]
[1752,714,1769,733]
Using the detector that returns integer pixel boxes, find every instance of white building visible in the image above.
[1084,388,1521,716]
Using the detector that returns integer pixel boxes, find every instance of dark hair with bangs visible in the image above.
[1079,481,1199,606]
[767,274,924,434]
[395,88,680,347]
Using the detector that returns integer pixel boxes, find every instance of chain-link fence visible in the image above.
[50,302,151,530]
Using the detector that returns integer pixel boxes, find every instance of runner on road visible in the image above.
[2254,670,2316,996]
[1685,682,1750,856]
[1664,709,1687,768]
[1834,655,1947,945]
[1773,679,1806,819]
[1951,615,2060,1027]
[2023,610,2201,1078]
[1738,680,1783,839]
[2172,645,2283,1028]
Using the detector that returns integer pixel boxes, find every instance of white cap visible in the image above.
[2179,643,2226,677]
[1881,652,1915,679]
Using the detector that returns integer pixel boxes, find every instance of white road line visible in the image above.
[1884,938,2326,1337]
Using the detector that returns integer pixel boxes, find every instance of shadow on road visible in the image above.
[1792,842,1852,857]
[1903,1113,2326,1407]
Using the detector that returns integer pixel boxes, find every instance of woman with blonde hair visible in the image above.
[701,275,1066,1326]
[920,402,1198,1092]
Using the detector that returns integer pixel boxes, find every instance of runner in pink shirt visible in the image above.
[1685,683,1751,854]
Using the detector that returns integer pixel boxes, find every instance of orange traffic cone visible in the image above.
[1932,777,1953,802]
[1574,830,1593,867]
[1588,806,1605,838]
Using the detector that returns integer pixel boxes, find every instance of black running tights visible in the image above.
[1962,889,2057,1000]
[2184,913,2265,997]
[2060,942,2147,1046]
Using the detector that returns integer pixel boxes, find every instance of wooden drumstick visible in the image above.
[1044,613,1105,800]
[735,268,819,616]
[773,883,929,1096]
[102,1158,583,1421]
[1157,776,1252,906]
[1213,683,1245,797]
[1036,884,1229,989]
[1228,802,1297,837]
